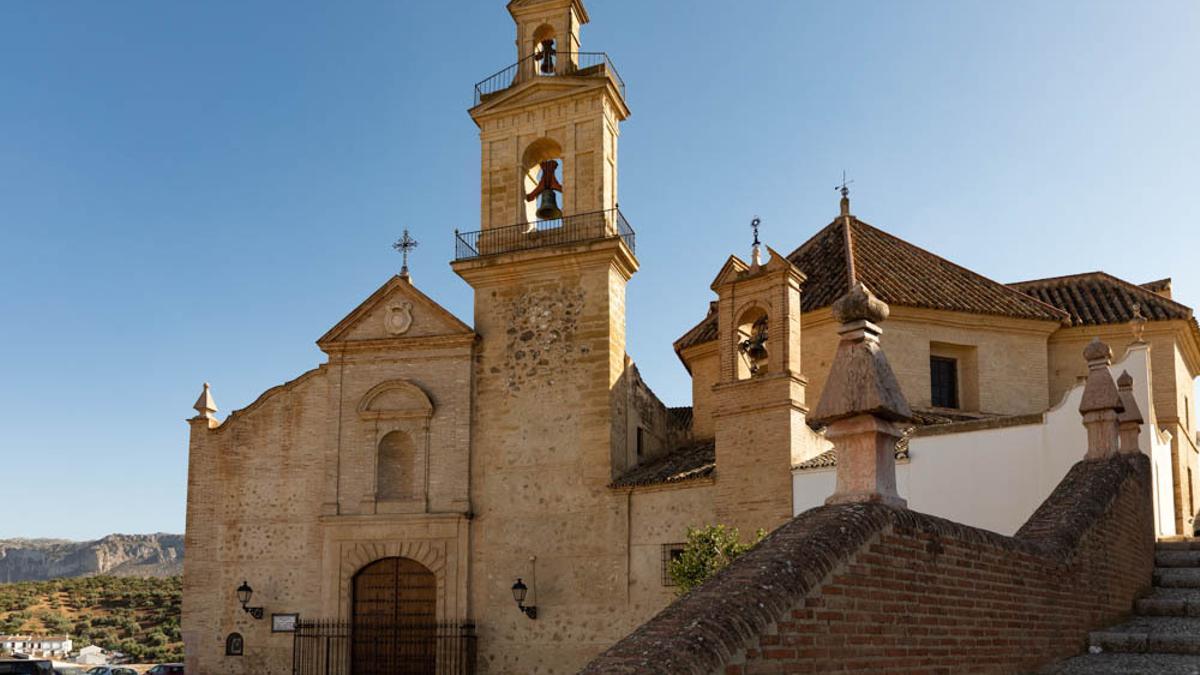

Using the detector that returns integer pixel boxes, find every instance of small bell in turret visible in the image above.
[526,159,564,221]
[739,316,769,376]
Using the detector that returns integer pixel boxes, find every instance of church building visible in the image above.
[181,1,1200,673]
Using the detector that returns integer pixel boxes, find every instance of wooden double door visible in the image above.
[352,557,437,675]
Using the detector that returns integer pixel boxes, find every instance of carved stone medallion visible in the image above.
[385,302,414,336]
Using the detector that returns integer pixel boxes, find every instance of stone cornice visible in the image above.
[451,236,638,286]
[321,333,476,356]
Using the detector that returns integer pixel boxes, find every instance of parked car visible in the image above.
[0,659,54,674]
[146,666,184,675]
[83,668,135,675]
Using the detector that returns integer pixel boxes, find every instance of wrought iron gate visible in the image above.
[292,619,477,675]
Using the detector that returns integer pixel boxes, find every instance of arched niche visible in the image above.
[377,430,419,501]
[357,380,434,512]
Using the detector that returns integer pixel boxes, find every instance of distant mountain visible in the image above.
[0,533,183,582]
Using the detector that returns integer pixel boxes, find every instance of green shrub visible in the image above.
[667,524,765,596]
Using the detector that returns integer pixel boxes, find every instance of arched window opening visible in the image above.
[736,307,769,380]
[377,430,419,501]
[532,24,557,75]
[522,138,564,225]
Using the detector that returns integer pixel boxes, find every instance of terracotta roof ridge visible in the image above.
[1007,270,1109,286]
[849,218,1068,321]
[1142,277,1172,291]
[1012,270,1193,316]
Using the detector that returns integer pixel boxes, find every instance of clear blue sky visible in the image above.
[2,1,1197,539]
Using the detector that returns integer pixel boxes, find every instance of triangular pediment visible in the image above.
[317,275,473,350]
[471,76,616,121]
[709,255,751,291]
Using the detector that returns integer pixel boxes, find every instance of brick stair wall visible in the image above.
[580,454,1154,674]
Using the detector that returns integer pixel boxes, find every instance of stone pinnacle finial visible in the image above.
[831,282,889,325]
[812,283,911,509]
[1116,370,1144,455]
[1079,337,1123,460]
[193,382,218,420]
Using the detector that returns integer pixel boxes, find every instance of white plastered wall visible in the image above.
[793,342,1176,537]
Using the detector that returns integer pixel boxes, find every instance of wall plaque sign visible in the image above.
[272,613,300,633]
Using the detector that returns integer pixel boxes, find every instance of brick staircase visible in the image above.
[1046,539,1200,674]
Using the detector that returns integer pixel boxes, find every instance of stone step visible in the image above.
[1090,617,1200,655]
[1137,589,1200,617]
[1159,550,1200,567]
[1159,539,1200,551]
[1157,568,1200,588]
[1043,652,1200,674]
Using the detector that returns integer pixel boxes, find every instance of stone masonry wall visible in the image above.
[581,454,1155,674]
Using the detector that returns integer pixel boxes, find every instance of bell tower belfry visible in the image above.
[453,2,643,671]
[469,0,628,229]
[711,245,810,536]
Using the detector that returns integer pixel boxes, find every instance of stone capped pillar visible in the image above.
[1116,370,1144,455]
[1079,337,1124,461]
[810,282,912,508]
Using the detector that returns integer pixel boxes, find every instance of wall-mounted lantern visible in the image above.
[510,578,537,620]
[236,580,264,620]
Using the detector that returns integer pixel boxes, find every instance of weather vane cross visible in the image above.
[393,229,419,278]
[835,170,854,199]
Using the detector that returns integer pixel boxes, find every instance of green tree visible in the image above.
[667,524,765,596]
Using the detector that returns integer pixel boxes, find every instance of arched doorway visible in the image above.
[352,557,437,674]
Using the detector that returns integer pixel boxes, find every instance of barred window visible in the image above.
[661,543,686,586]
[930,356,959,409]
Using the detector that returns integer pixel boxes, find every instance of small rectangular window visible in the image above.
[636,427,645,460]
[661,543,686,586]
[930,356,959,409]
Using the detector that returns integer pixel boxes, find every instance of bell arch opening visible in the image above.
[736,305,770,380]
[532,24,558,75]
[522,137,564,225]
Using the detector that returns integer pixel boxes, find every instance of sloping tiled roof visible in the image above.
[675,216,1066,354]
[1008,272,1194,327]
[668,406,694,431]
[609,440,715,488]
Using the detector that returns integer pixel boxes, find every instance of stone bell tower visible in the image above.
[452,1,641,670]
[711,244,810,537]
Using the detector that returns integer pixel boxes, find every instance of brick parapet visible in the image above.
[581,454,1154,674]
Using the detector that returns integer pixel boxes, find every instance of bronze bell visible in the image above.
[535,190,562,220]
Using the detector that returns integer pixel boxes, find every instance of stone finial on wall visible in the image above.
[192,382,218,420]
[1116,370,1144,455]
[810,282,912,508]
[1079,338,1124,460]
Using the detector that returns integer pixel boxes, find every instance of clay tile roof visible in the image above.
[668,406,693,431]
[1008,272,1194,327]
[609,440,715,488]
[1141,277,1173,295]
[674,217,1066,356]
[672,302,718,356]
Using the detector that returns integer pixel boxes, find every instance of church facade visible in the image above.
[181,1,1200,673]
